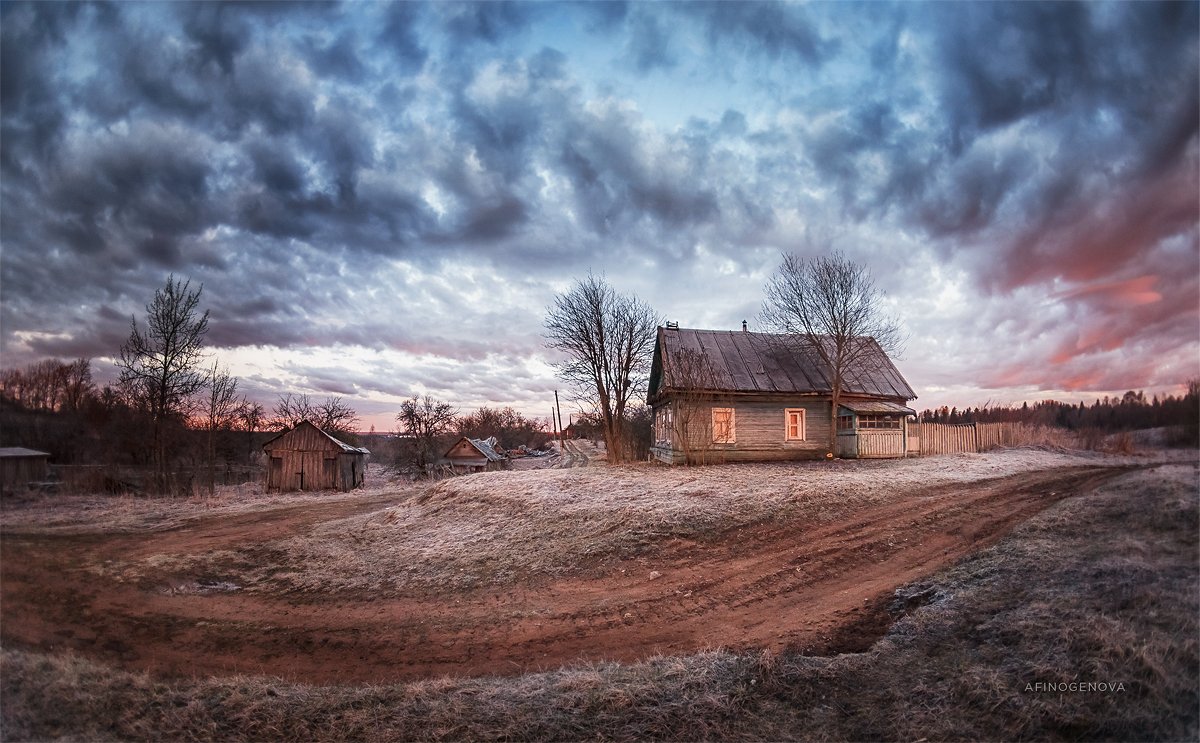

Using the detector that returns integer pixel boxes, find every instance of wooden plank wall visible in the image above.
[730,399,830,452]
[910,422,1030,455]
[856,430,905,458]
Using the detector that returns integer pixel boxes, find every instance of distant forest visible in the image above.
[0,357,551,475]
[919,383,1199,437]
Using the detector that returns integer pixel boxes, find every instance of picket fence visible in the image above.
[909,422,1036,456]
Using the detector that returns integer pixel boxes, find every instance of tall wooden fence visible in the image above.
[909,422,1038,456]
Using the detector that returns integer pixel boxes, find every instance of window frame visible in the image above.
[711,406,735,444]
[784,408,806,441]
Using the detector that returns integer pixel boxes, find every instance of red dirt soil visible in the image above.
[1,466,1129,685]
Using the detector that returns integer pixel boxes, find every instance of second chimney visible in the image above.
[742,320,748,332]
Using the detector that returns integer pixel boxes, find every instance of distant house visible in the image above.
[647,326,916,463]
[443,436,508,474]
[262,421,369,492]
[0,447,51,491]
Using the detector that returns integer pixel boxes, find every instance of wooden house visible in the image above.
[0,447,51,492]
[647,326,916,463]
[443,436,508,474]
[261,421,369,492]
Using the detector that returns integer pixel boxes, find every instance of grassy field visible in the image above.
[79,447,1154,596]
[2,454,1195,741]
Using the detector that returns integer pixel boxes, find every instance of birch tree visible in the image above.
[760,251,904,455]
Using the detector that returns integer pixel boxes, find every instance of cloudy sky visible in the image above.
[2,1,1197,430]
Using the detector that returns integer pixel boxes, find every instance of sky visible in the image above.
[1,0,1197,432]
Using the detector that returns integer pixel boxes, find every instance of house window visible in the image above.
[858,414,902,430]
[655,406,673,446]
[785,408,806,441]
[711,407,735,444]
[837,414,855,431]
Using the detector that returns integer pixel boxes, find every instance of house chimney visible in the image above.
[742,320,748,332]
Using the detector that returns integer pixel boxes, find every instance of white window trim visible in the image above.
[712,407,735,444]
[785,408,806,441]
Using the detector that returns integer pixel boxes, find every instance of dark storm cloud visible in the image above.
[375,2,427,72]
[688,1,835,66]
[1,0,1195,416]
[626,10,677,73]
[439,1,537,46]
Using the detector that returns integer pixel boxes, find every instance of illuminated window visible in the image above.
[712,407,735,444]
[785,408,806,441]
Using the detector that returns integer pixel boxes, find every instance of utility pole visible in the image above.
[554,390,565,447]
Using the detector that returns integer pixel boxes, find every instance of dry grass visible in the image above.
[4,462,1196,741]
[0,467,417,534]
[88,448,1181,595]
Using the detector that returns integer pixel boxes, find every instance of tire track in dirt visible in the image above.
[1,465,1133,684]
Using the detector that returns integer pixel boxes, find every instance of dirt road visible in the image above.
[554,439,590,468]
[1,465,1131,684]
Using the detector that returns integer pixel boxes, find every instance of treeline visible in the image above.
[919,383,1199,441]
[0,357,266,469]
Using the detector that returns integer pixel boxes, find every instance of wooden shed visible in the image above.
[0,447,51,492]
[443,436,508,474]
[262,421,369,492]
[647,326,916,463]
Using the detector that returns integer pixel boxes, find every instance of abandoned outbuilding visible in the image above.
[261,421,369,491]
[0,447,51,492]
[647,325,916,463]
[443,436,508,474]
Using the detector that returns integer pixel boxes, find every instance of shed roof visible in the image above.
[839,400,916,416]
[649,327,916,401]
[0,447,51,458]
[261,421,370,455]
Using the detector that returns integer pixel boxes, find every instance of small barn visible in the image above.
[648,326,916,463]
[262,421,369,492]
[0,447,51,492]
[443,436,508,474]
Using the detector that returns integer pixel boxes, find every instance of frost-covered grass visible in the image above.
[0,467,416,534]
[87,447,1184,595]
[5,462,1195,742]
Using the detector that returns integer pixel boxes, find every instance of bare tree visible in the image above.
[760,251,904,455]
[544,275,659,463]
[203,361,240,492]
[117,275,210,490]
[314,396,361,438]
[272,393,360,438]
[396,394,457,472]
[661,346,724,464]
[61,358,96,413]
[271,392,316,430]
[236,399,266,461]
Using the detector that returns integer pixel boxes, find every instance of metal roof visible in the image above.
[650,327,916,401]
[0,447,51,458]
[839,400,916,415]
[446,437,507,462]
[468,437,506,461]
